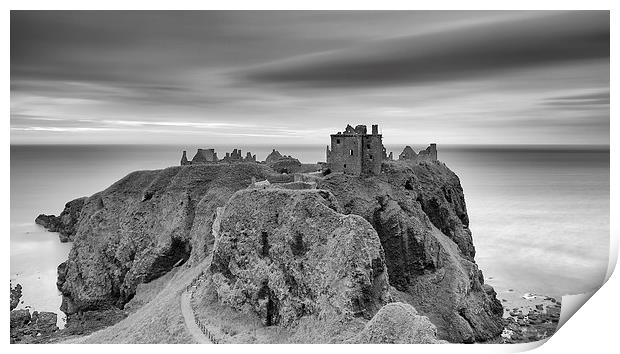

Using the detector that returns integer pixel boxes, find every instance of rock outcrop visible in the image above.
[10,309,31,328]
[210,188,390,326]
[35,197,86,242]
[10,283,22,310]
[350,302,445,344]
[55,164,279,315]
[317,160,503,342]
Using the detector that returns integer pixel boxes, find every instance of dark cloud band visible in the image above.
[241,11,609,88]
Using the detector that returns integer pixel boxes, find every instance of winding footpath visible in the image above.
[180,288,212,344]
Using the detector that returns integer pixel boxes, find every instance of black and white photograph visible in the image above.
[8,7,612,347]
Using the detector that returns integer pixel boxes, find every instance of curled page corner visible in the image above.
[604,229,619,284]
[554,239,617,332]
[557,291,596,330]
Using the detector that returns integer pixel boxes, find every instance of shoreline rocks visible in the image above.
[10,283,22,310]
[10,309,59,344]
[9,282,129,343]
[501,297,561,343]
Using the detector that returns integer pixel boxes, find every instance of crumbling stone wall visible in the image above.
[181,148,257,165]
[399,144,438,163]
[361,133,383,175]
[191,149,218,164]
[265,149,283,164]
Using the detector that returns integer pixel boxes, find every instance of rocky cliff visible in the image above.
[209,188,390,326]
[35,197,86,242]
[317,160,503,342]
[52,163,279,314]
[43,159,502,343]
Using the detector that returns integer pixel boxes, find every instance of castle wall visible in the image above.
[326,124,386,176]
[399,144,438,163]
[361,134,383,175]
[328,134,363,175]
[398,146,416,160]
[191,148,218,163]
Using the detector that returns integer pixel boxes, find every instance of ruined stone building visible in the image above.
[263,149,303,174]
[180,148,256,165]
[265,149,283,164]
[325,124,438,176]
[180,125,437,172]
[326,124,386,176]
[189,149,218,165]
[398,144,437,163]
[221,149,256,163]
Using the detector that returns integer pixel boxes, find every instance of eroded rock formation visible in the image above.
[317,160,503,342]
[210,188,390,326]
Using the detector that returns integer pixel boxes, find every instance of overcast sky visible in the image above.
[11,11,609,145]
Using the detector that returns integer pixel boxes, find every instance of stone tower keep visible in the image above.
[326,124,384,176]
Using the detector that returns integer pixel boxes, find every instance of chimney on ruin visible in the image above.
[429,143,438,161]
[181,150,189,166]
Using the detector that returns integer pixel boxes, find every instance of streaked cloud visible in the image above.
[10,11,609,145]
[241,12,608,88]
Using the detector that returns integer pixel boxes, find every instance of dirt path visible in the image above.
[180,289,212,344]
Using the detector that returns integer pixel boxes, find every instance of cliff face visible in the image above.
[46,159,501,343]
[317,161,503,342]
[55,164,278,314]
[209,188,390,326]
[35,197,86,242]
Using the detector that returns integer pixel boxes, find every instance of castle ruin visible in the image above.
[326,124,386,176]
[180,124,437,175]
[398,144,437,163]
[326,124,438,176]
[181,148,256,166]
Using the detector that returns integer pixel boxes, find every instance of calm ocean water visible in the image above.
[10,144,610,323]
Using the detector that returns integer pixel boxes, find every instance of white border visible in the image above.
[4,2,616,354]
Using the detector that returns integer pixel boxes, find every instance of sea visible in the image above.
[10,144,610,326]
